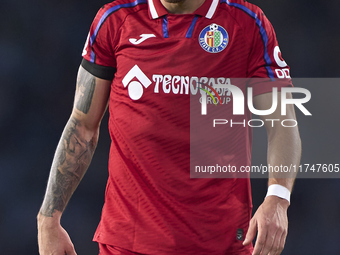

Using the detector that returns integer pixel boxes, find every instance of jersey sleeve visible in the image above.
[81,4,118,80]
[247,8,292,96]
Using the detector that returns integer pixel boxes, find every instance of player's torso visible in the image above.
[94,2,254,254]
[105,4,256,150]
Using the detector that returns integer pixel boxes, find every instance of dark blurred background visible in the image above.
[0,0,339,254]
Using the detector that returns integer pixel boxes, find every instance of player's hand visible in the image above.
[37,213,77,255]
[243,196,289,255]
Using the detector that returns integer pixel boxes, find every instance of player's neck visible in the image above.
[160,0,205,14]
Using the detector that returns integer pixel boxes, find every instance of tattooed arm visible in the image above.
[37,66,111,255]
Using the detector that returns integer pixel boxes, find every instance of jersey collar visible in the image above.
[148,0,219,19]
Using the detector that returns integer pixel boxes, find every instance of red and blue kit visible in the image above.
[82,0,292,254]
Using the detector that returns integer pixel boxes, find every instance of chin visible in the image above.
[163,0,186,3]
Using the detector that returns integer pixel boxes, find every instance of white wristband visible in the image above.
[265,184,291,203]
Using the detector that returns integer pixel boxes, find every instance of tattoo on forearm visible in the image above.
[40,117,96,217]
[75,68,96,114]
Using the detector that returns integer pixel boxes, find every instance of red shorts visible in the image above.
[98,243,144,255]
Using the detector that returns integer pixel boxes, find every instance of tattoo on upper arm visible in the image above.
[40,117,96,217]
[75,68,96,114]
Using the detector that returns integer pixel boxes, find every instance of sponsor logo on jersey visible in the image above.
[122,65,152,100]
[273,46,290,78]
[122,65,233,104]
[199,24,229,53]
[122,65,311,118]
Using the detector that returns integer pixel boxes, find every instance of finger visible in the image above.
[252,223,267,255]
[262,221,284,255]
[271,218,288,255]
[275,228,287,255]
[243,218,257,246]
[271,233,284,255]
[269,228,283,255]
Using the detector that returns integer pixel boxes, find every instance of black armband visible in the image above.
[81,58,116,80]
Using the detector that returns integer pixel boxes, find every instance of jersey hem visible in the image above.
[95,241,253,255]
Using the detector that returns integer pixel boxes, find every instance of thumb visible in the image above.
[243,218,257,246]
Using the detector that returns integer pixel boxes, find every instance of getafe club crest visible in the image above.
[199,24,229,53]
